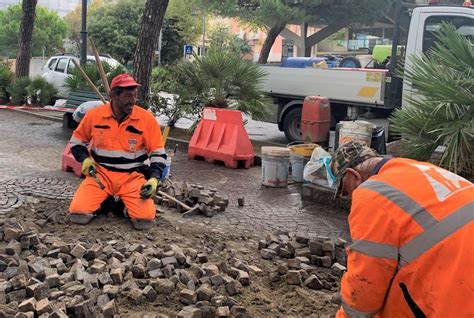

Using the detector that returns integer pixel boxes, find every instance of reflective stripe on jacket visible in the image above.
[70,103,166,173]
[337,158,474,318]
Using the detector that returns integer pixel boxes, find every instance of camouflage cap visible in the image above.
[330,141,380,198]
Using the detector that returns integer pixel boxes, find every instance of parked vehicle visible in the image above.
[41,53,121,98]
[261,3,473,142]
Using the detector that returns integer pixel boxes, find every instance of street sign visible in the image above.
[282,39,294,58]
[184,45,193,56]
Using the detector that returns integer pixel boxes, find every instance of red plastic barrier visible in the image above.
[61,143,83,178]
[188,107,254,169]
[301,96,331,143]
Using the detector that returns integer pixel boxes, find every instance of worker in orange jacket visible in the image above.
[68,73,167,230]
[330,141,473,317]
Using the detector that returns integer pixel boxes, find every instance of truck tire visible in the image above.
[283,108,302,142]
[339,56,362,68]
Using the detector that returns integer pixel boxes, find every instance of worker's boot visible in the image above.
[130,218,154,230]
[69,213,94,225]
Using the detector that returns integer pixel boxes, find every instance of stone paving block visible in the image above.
[216,306,230,317]
[304,274,323,290]
[331,263,347,277]
[151,279,175,294]
[225,279,242,296]
[18,297,36,312]
[285,270,302,285]
[70,244,86,259]
[180,289,197,305]
[177,306,202,318]
[260,249,276,260]
[36,298,53,316]
[101,299,117,318]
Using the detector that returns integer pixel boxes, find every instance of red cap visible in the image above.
[110,73,141,89]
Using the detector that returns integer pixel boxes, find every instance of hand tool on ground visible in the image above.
[89,166,105,190]
[156,190,200,217]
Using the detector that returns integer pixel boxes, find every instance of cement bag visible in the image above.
[303,147,335,188]
[73,100,103,123]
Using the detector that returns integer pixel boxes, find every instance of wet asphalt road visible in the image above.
[0,109,350,240]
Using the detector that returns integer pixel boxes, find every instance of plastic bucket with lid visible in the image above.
[261,146,290,187]
[288,143,318,182]
[338,121,375,147]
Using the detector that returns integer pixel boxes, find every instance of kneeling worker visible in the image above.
[331,141,473,317]
[68,73,167,230]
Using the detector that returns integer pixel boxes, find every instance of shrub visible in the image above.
[26,76,58,106]
[0,61,13,103]
[8,77,31,105]
[65,61,127,94]
[390,24,473,176]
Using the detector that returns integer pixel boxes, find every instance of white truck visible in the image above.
[261,3,473,142]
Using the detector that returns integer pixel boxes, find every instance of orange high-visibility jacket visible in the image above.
[337,158,473,318]
[69,103,166,176]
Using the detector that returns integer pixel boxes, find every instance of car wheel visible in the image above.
[283,108,302,143]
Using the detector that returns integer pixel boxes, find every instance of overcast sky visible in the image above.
[0,0,81,17]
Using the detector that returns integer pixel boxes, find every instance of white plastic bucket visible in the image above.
[261,147,290,187]
[338,120,375,146]
[162,157,172,179]
[290,153,310,183]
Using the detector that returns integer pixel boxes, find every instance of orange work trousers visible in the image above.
[69,166,155,220]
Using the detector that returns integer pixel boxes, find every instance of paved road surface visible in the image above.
[0,109,349,240]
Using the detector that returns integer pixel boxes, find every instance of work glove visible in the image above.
[81,158,96,176]
[140,177,159,199]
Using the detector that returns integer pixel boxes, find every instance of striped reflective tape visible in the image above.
[399,201,473,266]
[342,299,377,318]
[361,180,438,229]
[70,136,88,148]
[92,147,147,160]
[349,240,398,260]
[99,161,143,170]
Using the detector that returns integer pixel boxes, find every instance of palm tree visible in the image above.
[177,50,272,121]
[390,23,473,177]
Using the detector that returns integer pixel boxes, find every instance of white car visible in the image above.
[41,54,121,98]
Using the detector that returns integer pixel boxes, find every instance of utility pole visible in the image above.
[201,7,206,56]
[80,0,87,65]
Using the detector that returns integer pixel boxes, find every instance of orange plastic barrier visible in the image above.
[188,107,254,169]
[301,96,331,143]
[61,143,83,177]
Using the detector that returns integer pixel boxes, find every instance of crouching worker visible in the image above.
[68,73,167,230]
[331,141,473,317]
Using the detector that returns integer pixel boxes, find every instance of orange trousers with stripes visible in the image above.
[69,166,155,220]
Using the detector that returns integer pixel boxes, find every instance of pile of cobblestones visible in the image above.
[258,232,348,290]
[156,182,230,218]
[0,217,262,317]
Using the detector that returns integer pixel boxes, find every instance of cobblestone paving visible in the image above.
[0,109,350,240]
[0,177,76,214]
[171,152,350,240]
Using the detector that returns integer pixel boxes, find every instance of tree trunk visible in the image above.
[133,0,169,103]
[15,0,37,78]
[257,22,287,64]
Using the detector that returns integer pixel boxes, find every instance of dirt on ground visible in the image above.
[1,197,340,317]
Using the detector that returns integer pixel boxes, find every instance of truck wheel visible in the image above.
[339,57,362,68]
[283,108,302,142]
